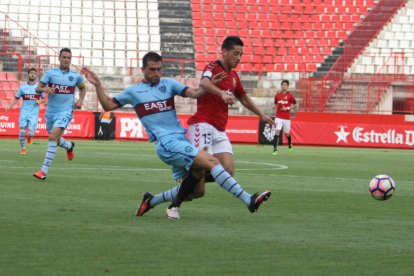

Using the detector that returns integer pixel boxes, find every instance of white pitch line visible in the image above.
[0,159,288,172]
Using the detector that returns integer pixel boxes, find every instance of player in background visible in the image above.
[83,52,271,219]
[137,36,274,212]
[273,80,296,155]
[5,68,44,154]
[33,48,86,180]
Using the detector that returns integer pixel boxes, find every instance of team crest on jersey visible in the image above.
[232,77,236,87]
[69,76,74,82]
[159,85,166,93]
[185,147,193,153]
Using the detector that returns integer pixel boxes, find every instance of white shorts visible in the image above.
[275,118,291,134]
[188,123,233,155]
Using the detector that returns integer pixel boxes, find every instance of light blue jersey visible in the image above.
[114,79,188,142]
[16,82,44,130]
[114,79,199,180]
[40,68,84,132]
[40,68,84,115]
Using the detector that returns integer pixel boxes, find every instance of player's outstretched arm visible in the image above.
[239,95,275,125]
[83,68,118,111]
[5,98,18,112]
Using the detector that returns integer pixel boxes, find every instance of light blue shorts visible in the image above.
[19,111,39,131]
[45,112,72,133]
[156,134,200,180]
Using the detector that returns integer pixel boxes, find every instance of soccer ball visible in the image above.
[369,175,396,201]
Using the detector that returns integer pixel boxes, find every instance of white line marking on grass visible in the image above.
[0,160,288,172]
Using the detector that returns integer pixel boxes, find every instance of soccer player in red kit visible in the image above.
[273,79,296,155]
[187,36,274,194]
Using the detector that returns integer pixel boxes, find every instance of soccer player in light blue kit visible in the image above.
[83,52,271,219]
[6,68,44,154]
[33,48,86,180]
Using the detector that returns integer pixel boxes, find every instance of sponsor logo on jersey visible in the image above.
[49,83,76,94]
[135,97,175,118]
[22,94,42,100]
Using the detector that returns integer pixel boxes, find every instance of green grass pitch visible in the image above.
[1,138,413,275]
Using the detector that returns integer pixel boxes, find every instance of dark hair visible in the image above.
[221,36,244,50]
[281,80,290,86]
[142,52,162,68]
[59,48,72,57]
[27,68,37,74]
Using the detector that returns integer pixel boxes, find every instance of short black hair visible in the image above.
[27,68,37,74]
[59,48,72,57]
[281,80,290,86]
[142,52,162,68]
[221,36,244,50]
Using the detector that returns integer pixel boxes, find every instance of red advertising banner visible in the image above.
[2,108,414,149]
[0,109,95,138]
[288,113,414,149]
[113,112,259,143]
[292,122,414,149]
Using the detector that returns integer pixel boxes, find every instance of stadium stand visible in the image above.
[0,0,413,114]
[191,0,377,75]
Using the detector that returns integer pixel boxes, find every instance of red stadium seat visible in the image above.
[304,6,313,14]
[241,63,252,71]
[259,5,269,13]
[264,64,275,72]
[304,31,314,39]
[263,55,273,63]
[250,30,261,38]
[277,47,287,55]
[263,39,274,47]
[243,46,253,55]
[257,14,267,21]
[252,39,262,47]
[286,64,296,72]
[265,47,276,55]
[276,64,285,72]
[251,55,262,64]
[294,31,304,39]
[252,63,262,72]
[254,47,264,55]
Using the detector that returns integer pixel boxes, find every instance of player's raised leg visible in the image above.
[195,150,271,213]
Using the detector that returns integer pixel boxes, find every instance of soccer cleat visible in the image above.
[66,142,75,161]
[166,207,180,219]
[20,148,27,155]
[248,191,272,213]
[136,192,154,216]
[27,136,32,145]
[33,170,47,180]
[272,150,277,155]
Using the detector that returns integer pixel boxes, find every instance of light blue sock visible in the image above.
[19,129,26,149]
[41,141,58,174]
[210,164,252,206]
[150,185,180,207]
[58,137,72,149]
[28,130,35,138]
